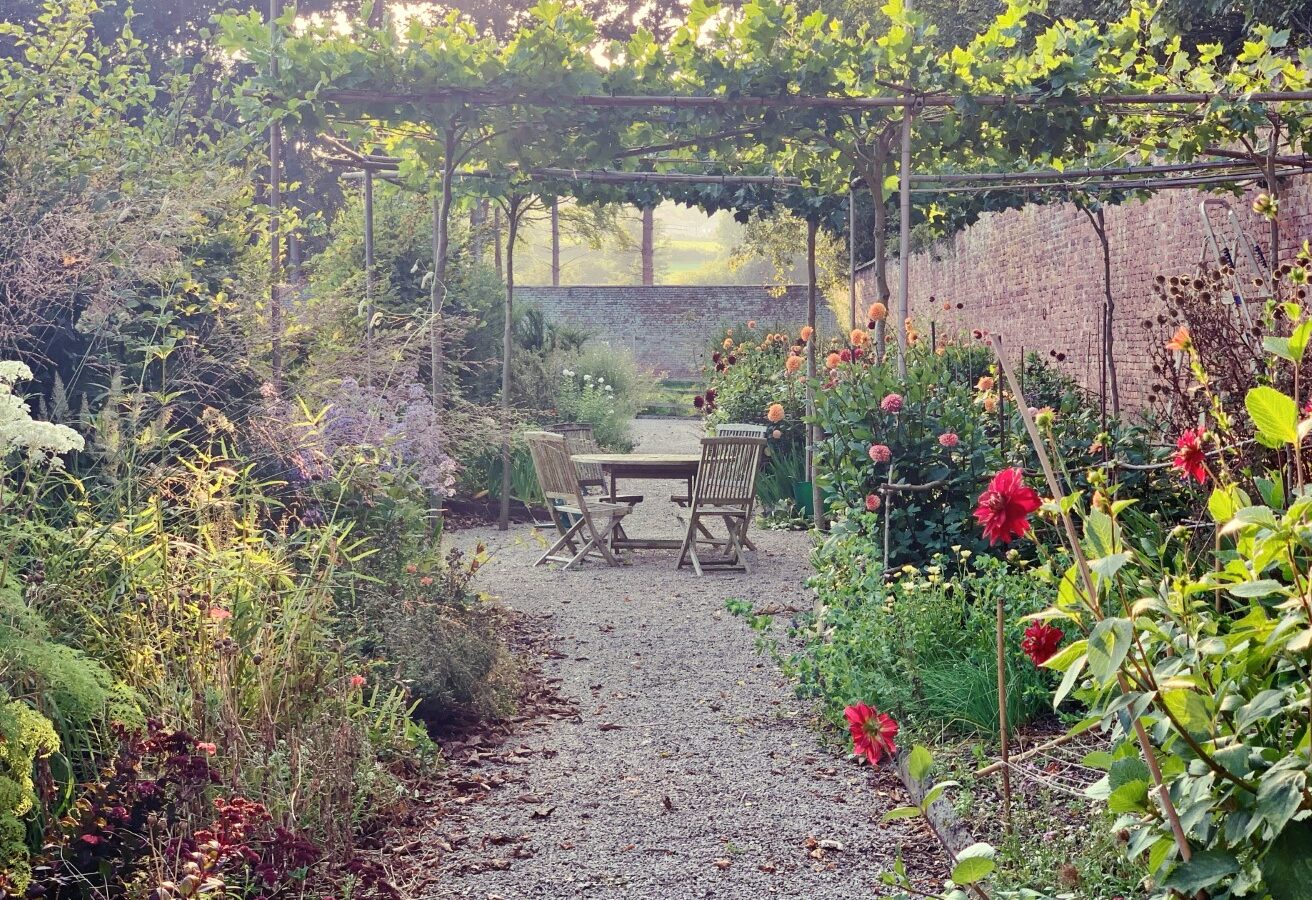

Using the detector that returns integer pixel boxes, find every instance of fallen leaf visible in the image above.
[759,861,778,873]
[713,858,732,870]
[662,795,675,812]
[818,839,843,851]
[598,722,622,732]
[531,804,555,819]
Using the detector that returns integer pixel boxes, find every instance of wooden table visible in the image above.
[572,452,701,550]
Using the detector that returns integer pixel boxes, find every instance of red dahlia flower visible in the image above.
[844,703,898,766]
[865,493,881,512]
[1021,621,1064,666]
[1172,429,1207,483]
[974,468,1041,545]
[880,393,904,413]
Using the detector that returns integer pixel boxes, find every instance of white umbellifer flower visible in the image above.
[583,374,592,382]
[0,361,84,458]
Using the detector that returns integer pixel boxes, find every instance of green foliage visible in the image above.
[1029,308,1312,897]
[797,548,1052,737]
[813,338,1142,565]
[0,694,58,894]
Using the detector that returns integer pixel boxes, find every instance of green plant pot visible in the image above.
[793,480,814,517]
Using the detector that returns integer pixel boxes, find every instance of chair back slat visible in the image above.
[693,436,765,507]
[715,423,769,439]
[553,423,604,486]
[525,431,586,507]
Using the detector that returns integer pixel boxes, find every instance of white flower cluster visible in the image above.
[0,360,85,461]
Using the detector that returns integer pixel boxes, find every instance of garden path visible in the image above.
[431,418,943,899]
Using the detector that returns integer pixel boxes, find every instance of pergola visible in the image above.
[254,0,1312,531]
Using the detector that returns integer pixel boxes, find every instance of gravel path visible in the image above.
[432,419,943,899]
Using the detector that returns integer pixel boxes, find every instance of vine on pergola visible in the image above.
[221,0,1312,531]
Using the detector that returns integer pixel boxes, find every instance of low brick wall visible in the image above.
[517,285,839,380]
[858,178,1312,410]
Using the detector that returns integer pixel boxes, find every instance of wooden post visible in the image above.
[896,87,913,380]
[641,204,655,285]
[363,167,375,387]
[550,198,561,286]
[996,593,1013,836]
[807,219,823,529]
[500,197,520,531]
[267,0,284,393]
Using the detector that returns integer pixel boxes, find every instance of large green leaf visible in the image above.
[1087,617,1132,685]
[950,843,996,885]
[1161,851,1240,892]
[1262,821,1312,900]
[1247,386,1299,447]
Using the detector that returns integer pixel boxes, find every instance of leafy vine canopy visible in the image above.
[218,0,1312,235]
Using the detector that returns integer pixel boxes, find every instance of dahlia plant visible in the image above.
[1007,312,1312,899]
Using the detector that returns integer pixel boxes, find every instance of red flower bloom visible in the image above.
[839,349,853,363]
[880,393,904,413]
[974,468,1041,545]
[865,493,881,512]
[1172,429,1208,483]
[1021,621,1065,666]
[844,703,898,766]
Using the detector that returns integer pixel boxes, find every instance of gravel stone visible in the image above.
[434,419,943,898]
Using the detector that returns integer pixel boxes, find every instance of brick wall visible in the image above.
[859,178,1312,410]
[517,285,839,380]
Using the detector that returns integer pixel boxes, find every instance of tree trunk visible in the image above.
[431,136,455,407]
[551,199,561,286]
[500,199,520,531]
[1095,209,1121,418]
[470,198,486,263]
[641,204,655,285]
[806,218,824,530]
[895,100,913,379]
[363,168,375,387]
[493,204,503,278]
[267,0,283,394]
[866,144,891,364]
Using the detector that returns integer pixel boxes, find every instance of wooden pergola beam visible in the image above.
[317,87,1312,111]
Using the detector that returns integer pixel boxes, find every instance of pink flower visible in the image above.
[197,742,217,755]
[868,444,892,464]
[208,607,231,621]
[844,703,899,766]
[419,576,434,587]
[350,674,367,688]
[880,393,903,413]
[865,493,881,512]
[938,432,959,448]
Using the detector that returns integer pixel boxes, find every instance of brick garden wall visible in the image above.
[859,178,1312,410]
[518,285,839,380]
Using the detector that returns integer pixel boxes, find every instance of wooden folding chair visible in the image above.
[525,431,632,570]
[677,436,766,576]
[674,423,767,550]
[553,422,642,505]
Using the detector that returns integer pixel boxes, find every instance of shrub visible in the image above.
[812,336,1156,565]
[796,542,1052,737]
